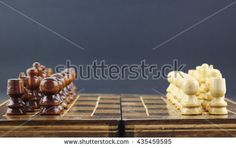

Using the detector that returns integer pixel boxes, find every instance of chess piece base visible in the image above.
[41,106,61,115]
[6,108,25,115]
[61,102,69,109]
[181,107,202,115]
[209,107,228,115]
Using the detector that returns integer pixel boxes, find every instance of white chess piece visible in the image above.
[181,78,202,115]
[209,78,228,115]
[166,71,176,103]
[203,69,223,111]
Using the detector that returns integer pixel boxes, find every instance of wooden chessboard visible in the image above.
[0,94,121,137]
[121,94,236,137]
[1,93,236,137]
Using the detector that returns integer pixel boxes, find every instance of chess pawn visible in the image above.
[6,79,26,115]
[209,78,228,115]
[51,73,69,109]
[181,78,202,115]
[68,69,77,99]
[40,77,62,115]
[62,71,74,102]
[25,68,41,109]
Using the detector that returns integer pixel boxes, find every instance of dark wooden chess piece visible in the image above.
[25,68,41,109]
[34,61,44,76]
[33,62,46,78]
[6,78,26,115]
[18,72,34,112]
[51,73,69,109]
[61,70,74,102]
[63,68,77,101]
[40,77,62,115]
[69,68,77,98]
[45,68,53,77]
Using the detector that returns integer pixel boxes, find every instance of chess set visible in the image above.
[0,63,236,137]
[166,63,228,115]
[5,62,77,115]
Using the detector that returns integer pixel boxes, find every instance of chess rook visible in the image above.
[209,78,228,115]
[6,79,26,115]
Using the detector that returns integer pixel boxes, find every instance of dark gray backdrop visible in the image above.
[0,0,236,100]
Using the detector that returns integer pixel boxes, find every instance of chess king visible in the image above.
[166,63,228,115]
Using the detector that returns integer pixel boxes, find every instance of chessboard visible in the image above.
[0,94,121,137]
[122,94,236,137]
[1,93,236,137]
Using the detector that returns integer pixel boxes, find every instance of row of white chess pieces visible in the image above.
[166,64,228,115]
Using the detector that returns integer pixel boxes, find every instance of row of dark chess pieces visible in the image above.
[6,62,77,115]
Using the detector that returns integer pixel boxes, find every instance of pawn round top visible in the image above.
[7,78,24,96]
[51,73,65,90]
[182,78,199,95]
[40,77,60,95]
[210,78,226,97]
[61,71,70,85]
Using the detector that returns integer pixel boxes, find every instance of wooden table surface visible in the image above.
[0,93,236,137]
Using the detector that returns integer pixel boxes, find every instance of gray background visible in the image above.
[0,0,235,100]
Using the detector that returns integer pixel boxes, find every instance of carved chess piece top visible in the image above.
[7,79,24,97]
[6,78,25,115]
[25,68,41,91]
[40,77,60,96]
[33,62,47,78]
[209,78,227,107]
